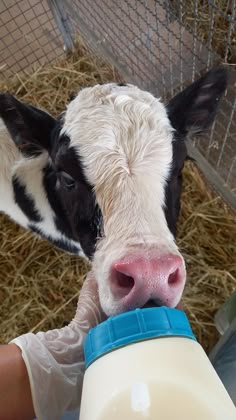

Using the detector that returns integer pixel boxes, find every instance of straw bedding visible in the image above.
[0,41,235,354]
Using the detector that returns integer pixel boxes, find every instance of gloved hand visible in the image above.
[10,271,106,420]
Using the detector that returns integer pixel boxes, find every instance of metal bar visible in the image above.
[47,0,75,52]
[187,142,236,210]
[154,0,167,97]
[62,0,135,83]
[192,0,198,81]
[207,0,216,70]
[179,0,184,90]
[216,97,236,169]
[224,0,236,63]
[226,156,236,186]
[165,1,174,96]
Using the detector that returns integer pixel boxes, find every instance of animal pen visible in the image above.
[0,1,235,352]
[1,0,236,207]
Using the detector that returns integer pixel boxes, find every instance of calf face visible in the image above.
[0,68,227,315]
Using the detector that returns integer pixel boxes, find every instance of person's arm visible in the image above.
[0,343,34,420]
[0,272,105,420]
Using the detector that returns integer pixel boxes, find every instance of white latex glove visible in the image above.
[10,271,106,420]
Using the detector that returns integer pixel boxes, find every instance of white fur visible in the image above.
[62,83,186,315]
[0,119,29,226]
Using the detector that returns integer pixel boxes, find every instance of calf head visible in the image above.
[0,68,227,315]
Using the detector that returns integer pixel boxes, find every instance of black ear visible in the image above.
[0,93,56,156]
[167,67,228,136]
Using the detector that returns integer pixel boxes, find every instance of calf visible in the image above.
[0,102,87,257]
[0,68,227,315]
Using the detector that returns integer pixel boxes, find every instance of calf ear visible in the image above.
[0,93,56,156]
[167,67,228,136]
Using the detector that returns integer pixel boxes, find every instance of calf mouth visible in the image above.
[142,299,161,308]
[142,299,183,309]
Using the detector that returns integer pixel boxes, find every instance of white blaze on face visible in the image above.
[62,83,184,314]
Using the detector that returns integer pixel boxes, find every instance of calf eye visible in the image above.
[59,171,76,190]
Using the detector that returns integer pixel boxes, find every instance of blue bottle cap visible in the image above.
[84,307,196,368]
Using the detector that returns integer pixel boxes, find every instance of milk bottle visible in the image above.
[80,307,236,419]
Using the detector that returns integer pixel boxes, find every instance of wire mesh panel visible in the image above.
[62,0,236,207]
[0,1,235,206]
[0,0,66,75]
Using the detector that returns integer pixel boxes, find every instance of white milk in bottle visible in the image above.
[80,307,236,419]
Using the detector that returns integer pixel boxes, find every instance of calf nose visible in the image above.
[110,254,186,309]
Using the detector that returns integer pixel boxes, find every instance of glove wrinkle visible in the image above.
[9,272,105,420]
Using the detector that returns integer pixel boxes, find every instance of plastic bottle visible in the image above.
[80,307,236,420]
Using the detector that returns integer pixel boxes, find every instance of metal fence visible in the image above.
[0,1,235,208]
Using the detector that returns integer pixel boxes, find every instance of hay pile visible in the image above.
[0,43,121,118]
[0,42,235,353]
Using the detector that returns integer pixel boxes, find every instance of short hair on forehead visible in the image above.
[59,83,173,237]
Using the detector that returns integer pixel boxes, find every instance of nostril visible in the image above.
[168,268,180,286]
[117,272,134,289]
[111,270,135,299]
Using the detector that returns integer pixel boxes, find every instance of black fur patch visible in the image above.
[12,176,42,223]
[42,164,76,241]
[29,224,81,255]
[49,136,102,259]
[164,133,187,237]
[117,83,127,86]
